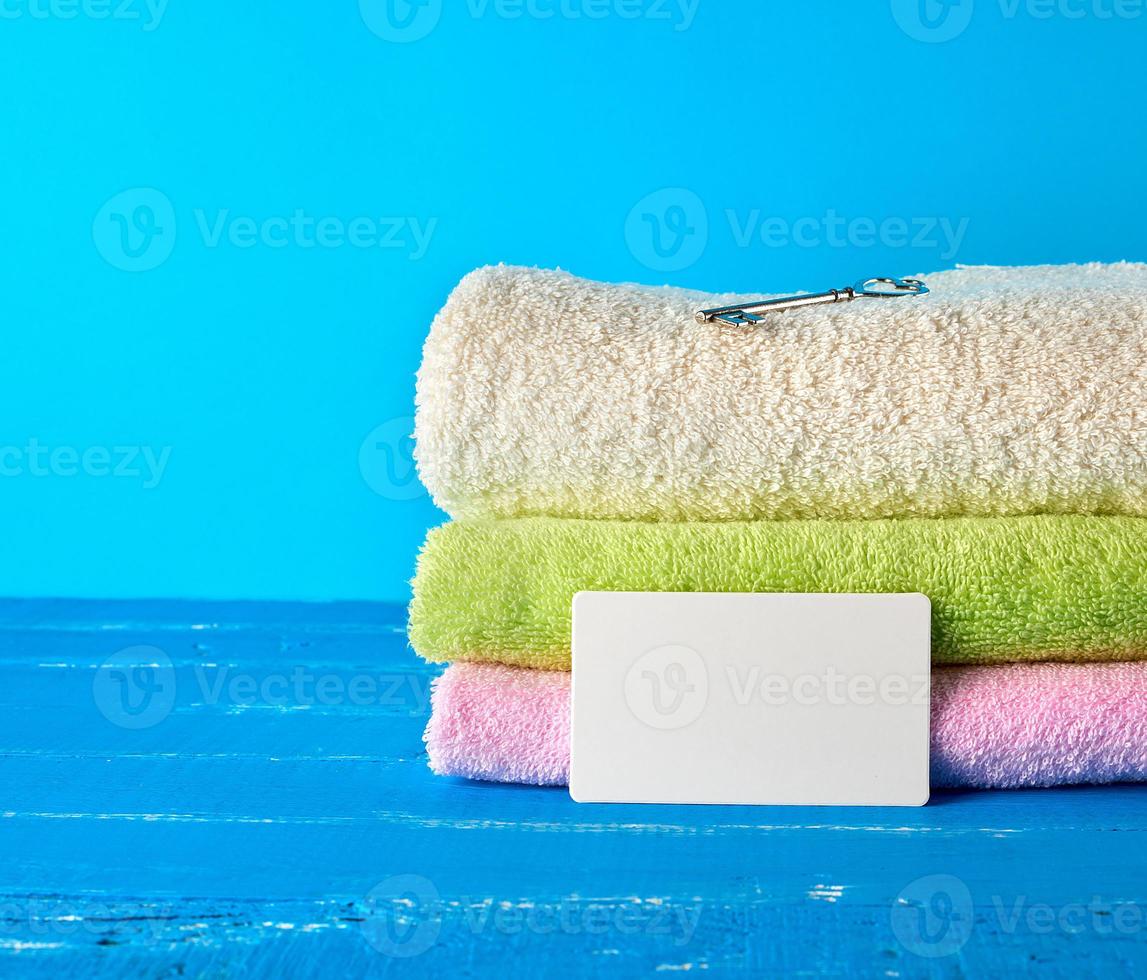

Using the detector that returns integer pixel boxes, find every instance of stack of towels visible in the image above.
[410,262,1147,790]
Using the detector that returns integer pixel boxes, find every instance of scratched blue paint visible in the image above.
[0,600,1143,977]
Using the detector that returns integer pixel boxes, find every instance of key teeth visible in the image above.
[714,312,759,327]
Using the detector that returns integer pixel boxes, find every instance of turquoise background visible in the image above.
[1,1,1144,600]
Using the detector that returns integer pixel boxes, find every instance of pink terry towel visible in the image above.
[424,661,1147,790]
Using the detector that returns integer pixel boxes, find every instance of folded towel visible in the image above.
[409,515,1147,669]
[415,262,1147,522]
[425,661,1147,790]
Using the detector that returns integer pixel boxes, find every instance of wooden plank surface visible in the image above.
[0,600,1143,977]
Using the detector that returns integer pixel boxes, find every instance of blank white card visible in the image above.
[570,592,931,807]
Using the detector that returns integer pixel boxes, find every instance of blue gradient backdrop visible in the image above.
[1,1,1144,600]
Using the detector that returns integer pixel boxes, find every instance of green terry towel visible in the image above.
[409,515,1147,669]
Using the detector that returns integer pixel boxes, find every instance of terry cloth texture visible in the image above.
[414,262,1147,523]
[409,515,1147,670]
[424,661,1147,790]
[426,663,572,787]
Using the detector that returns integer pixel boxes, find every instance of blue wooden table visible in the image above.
[1,599,1143,977]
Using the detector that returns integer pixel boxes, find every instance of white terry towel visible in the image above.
[414,262,1147,522]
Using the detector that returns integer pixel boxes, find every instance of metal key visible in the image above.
[695,276,929,326]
